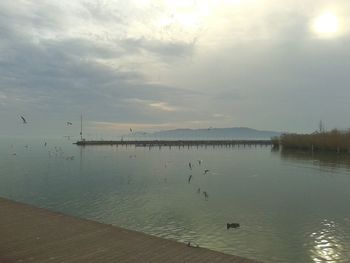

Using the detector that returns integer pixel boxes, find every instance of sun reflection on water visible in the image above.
[308,220,343,263]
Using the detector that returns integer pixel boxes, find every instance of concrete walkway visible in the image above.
[0,197,263,263]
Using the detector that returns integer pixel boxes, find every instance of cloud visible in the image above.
[124,98,179,112]
[212,113,225,118]
[120,37,195,59]
[149,102,177,112]
[1,0,350,136]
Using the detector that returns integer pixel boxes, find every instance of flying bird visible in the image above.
[20,116,27,124]
[203,169,210,175]
[66,122,73,126]
[203,191,208,200]
[188,175,192,183]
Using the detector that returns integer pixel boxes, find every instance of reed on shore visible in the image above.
[274,129,350,152]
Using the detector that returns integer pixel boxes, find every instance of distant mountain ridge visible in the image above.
[126,127,281,140]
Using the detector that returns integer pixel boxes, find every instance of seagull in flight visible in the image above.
[20,116,27,124]
[188,175,192,183]
[203,191,209,201]
[66,122,72,126]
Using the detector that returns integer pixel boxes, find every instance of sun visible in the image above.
[312,12,339,36]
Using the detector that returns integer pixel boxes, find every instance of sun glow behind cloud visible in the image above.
[312,12,341,38]
[155,0,210,32]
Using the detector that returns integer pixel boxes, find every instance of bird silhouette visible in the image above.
[203,191,208,200]
[20,116,27,124]
[203,169,210,175]
[188,175,192,183]
[66,122,73,126]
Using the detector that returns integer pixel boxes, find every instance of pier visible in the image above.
[75,139,272,147]
[0,197,263,263]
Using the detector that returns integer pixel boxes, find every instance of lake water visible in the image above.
[1,137,350,263]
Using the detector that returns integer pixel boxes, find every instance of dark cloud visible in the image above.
[0,16,199,136]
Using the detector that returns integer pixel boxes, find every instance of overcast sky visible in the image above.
[1,0,350,138]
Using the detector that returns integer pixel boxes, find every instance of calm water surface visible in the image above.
[1,137,350,263]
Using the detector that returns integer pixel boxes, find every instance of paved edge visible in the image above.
[0,197,264,263]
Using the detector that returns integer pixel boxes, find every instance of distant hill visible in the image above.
[125,127,281,140]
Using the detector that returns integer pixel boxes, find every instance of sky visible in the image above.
[1,0,350,138]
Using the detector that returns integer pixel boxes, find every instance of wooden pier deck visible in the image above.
[75,139,272,147]
[0,197,263,263]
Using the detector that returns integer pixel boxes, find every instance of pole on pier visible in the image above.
[80,113,83,141]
